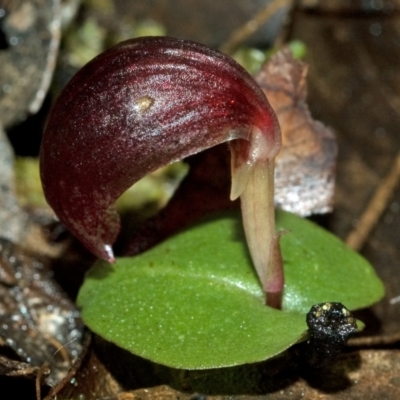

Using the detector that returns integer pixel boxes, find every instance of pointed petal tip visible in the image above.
[103,244,116,263]
[230,148,253,201]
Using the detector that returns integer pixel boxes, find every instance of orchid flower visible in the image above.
[40,37,282,306]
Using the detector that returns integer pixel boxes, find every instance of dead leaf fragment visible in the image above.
[256,49,337,216]
[0,238,84,387]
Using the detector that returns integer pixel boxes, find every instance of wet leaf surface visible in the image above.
[0,238,84,386]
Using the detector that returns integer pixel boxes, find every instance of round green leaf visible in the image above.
[276,211,385,313]
[77,210,384,369]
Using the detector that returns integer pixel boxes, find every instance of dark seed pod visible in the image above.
[305,302,357,366]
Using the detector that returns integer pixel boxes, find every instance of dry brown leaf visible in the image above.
[256,49,337,216]
[0,239,84,387]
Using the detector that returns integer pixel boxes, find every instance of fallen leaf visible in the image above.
[255,49,337,216]
[0,239,84,387]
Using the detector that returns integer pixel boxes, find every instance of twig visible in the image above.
[36,364,50,400]
[219,0,292,54]
[274,0,300,47]
[43,333,91,400]
[346,151,400,250]
[349,331,400,347]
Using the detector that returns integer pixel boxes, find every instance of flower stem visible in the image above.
[239,160,284,308]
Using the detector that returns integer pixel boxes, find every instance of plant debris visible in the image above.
[0,238,84,387]
[256,48,337,216]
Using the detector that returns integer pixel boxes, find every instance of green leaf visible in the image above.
[77,210,384,369]
[276,211,385,313]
